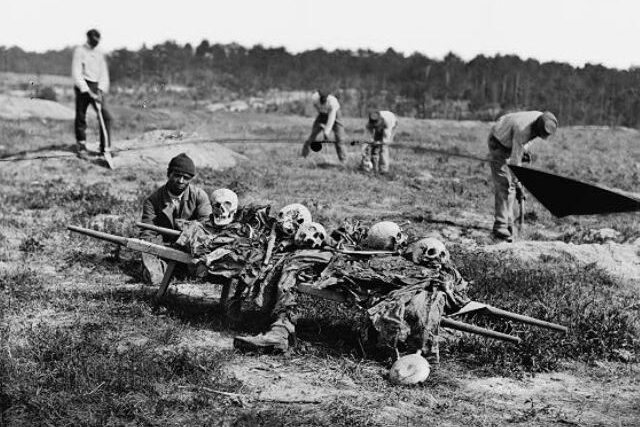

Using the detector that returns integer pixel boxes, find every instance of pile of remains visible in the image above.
[174,208,469,360]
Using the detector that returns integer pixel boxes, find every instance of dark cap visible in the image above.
[86,29,101,39]
[368,111,384,128]
[168,153,196,177]
[536,111,558,138]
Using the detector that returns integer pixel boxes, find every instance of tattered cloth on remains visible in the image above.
[314,254,471,351]
[175,205,274,288]
[174,206,333,313]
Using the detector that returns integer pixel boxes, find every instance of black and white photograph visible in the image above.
[1,1,639,425]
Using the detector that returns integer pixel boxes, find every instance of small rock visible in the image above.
[584,228,620,244]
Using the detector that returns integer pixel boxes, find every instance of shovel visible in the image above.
[95,101,114,169]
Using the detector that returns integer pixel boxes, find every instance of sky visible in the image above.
[2,0,639,70]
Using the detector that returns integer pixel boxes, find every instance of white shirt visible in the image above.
[490,111,543,164]
[366,110,398,143]
[72,44,110,93]
[311,92,340,132]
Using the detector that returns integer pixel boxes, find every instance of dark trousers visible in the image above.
[301,113,348,162]
[74,81,112,151]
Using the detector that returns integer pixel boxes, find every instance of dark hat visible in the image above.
[168,153,196,177]
[86,29,101,39]
[368,111,384,128]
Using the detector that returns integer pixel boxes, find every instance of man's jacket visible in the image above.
[141,184,212,241]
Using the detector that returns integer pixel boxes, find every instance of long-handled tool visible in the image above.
[95,101,114,169]
[516,182,525,234]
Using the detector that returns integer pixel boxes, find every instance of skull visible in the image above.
[388,351,431,385]
[210,188,238,226]
[409,237,450,267]
[294,222,327,249]
[276,203,312,237]
[362,221,406,250]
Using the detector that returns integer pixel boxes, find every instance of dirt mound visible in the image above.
[111,130,247,170]
[2,130,247,171]
[0,95,74,120]
[481,240,640,287]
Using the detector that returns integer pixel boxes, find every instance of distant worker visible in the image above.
[488,111,558,241]
[140,153,212,284]
[71,28,112,155]
[361,110,398,174]
[301,90,348,163]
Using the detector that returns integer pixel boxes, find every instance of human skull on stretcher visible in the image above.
[362,221,407,250]
[408,237,450,268]
[276,203,312,237]
[210,188,238,226]
[315,232,467,363]
[294,221,327,249]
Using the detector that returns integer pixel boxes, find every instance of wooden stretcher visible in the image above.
[68,224,568,345]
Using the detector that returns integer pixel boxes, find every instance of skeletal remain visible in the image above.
[388,350,431,385]
[409,237,450,267]
[362,221,406,250]
[276,203,312,237]
[294,222,327,249]
[210,188,238,226]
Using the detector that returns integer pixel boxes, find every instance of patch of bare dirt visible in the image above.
[0,95,74,120]
[464,368,640,425]
[176,330,234,352]
[482,240,640,287]
[225,357,365,403]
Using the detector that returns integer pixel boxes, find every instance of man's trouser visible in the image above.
[140,234,187,285]
[141,252,168,285]
[360,143,390,173]
[74,80,112,152]
[488,135,516,233]
[301,113,347,162]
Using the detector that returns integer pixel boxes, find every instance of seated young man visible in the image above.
[139,153,211,284]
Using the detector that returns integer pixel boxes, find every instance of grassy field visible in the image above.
[1,98,639,425]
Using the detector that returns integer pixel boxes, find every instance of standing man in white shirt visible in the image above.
[301,90,348,163]
[361,110,398,174]
[72,29,112,155]
[488,111,558,241]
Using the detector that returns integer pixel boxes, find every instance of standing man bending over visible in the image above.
[301,90,348,163]
[488,111,558,241]
[361,110,398,174]
[72,28,112,155]
[140,153,212,284]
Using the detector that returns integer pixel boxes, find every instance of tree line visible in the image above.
[2,42,640,126]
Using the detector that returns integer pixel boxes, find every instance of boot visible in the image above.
[492,227,513,242]
[233,318,295,353]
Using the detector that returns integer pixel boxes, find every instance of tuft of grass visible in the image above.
[448,248,640,376]
[2,179,125,219]
[0,267,43,310]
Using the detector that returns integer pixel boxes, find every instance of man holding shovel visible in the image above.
[72,29,112,162]
[301,90,348,163]
[488,111,558,241]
